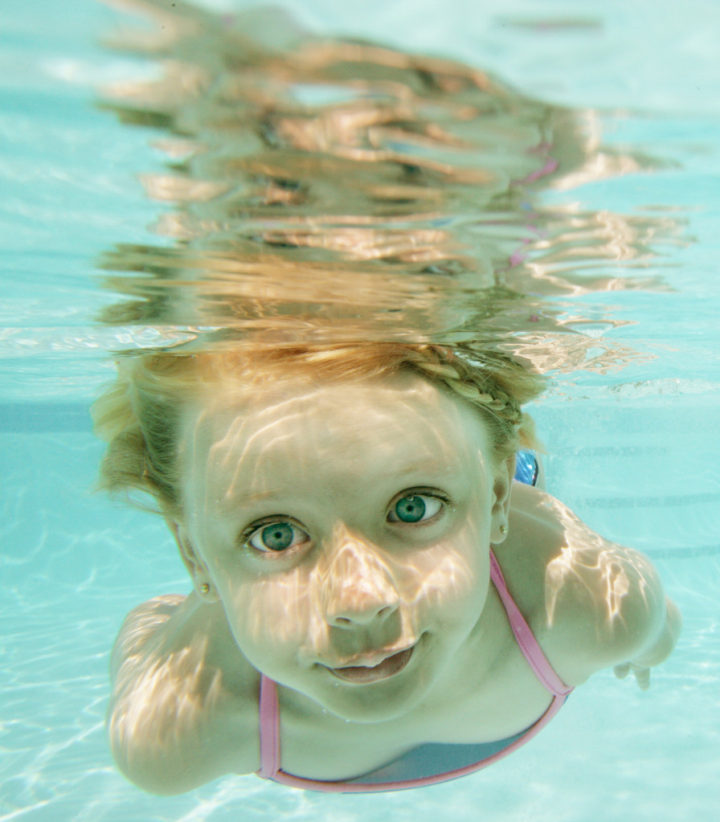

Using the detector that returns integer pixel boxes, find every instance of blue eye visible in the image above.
[389,494,444,524]
[248,521,309,552]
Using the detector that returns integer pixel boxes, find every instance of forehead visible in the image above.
[179,371,493,497]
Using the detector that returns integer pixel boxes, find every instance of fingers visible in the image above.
[614,663,630,679]
[614,662,650,689]
[634,667,651,690]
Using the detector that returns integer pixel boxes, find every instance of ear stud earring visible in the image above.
[200,582,210,595]
[499,524,508,536]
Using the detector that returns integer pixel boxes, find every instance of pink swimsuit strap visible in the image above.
[257,548,572,790]
[258,674,281,780]
[488,550,572,698]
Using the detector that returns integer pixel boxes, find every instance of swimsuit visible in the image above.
[256,450,570,792]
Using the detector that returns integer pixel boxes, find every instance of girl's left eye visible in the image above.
[388,493,444,524]
[247,521,309,552]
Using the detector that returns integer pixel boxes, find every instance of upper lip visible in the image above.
[322,643,416,669]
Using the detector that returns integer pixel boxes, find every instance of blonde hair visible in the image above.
[92,343,545,515]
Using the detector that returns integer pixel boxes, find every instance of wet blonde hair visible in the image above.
[92,343,545,515]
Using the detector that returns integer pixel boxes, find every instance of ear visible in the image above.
[490,453,515,544]
[165,517,219,602]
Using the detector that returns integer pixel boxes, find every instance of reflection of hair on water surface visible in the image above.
[97,0,679,371]
[94,0,682,796]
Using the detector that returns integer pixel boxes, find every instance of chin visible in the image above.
[319,685,427,724]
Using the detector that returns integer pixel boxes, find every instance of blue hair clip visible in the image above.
[514,449,538,486]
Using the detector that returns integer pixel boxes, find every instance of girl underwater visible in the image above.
[93,343,680,793]
[93,0,681,794]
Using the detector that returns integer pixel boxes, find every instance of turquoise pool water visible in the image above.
[2,1,719,820]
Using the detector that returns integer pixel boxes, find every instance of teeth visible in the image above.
[326,647,414,683]
[341,646,411,669]
[346,655,391,669]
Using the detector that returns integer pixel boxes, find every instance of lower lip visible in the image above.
[326,646,415,684]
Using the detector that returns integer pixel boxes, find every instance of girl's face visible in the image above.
[175,370,512,721]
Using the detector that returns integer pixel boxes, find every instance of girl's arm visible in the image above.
[513,486,681,688]
[553,527,681,687]
[107,593,256,794]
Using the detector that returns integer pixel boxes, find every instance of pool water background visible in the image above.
[2,0,719,820]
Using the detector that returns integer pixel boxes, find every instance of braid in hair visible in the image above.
[400,344,530,456]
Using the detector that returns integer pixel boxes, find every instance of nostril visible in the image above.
[330,604,396,627]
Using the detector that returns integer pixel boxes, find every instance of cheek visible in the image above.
[405,535,489,623]
[414,552,482,609]
[220,567,319,650]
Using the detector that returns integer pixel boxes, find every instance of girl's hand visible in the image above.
[613,661,651,690]
[613,598,681,690]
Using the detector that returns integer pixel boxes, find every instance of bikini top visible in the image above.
[256,549,572,793]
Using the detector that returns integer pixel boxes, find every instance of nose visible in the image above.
[320,526,400,628]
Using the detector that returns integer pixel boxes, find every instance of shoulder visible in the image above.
[501,484,667,687]
[108,593,260,793]
[109,594,185,675]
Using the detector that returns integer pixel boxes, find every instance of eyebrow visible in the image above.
[217,488,282,512]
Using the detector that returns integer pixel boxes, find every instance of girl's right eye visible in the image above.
[246,521,309,553]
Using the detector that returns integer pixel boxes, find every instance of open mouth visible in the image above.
[326,646,415,684]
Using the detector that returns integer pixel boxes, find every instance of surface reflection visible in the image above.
[96,0,677,372]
